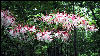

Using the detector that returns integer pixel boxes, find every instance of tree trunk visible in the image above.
[73,1,78,56]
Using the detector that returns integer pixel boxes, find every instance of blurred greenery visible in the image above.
[1,1,100,56]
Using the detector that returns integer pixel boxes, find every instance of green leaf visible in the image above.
[34,14,41,17]
[92,20,96,24]
[41,13,44,16]
[88,22,92,25]
[54,24,58,30]
[49,14,55,16]
[41,27,44,32]
[42,45,48,51]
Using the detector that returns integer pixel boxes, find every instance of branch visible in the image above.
[90,5,100,31]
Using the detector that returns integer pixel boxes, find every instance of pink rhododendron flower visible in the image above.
[1,10,16,27]
[54,31,62,39]
[24,25,29,30]
[9,29,14,36]
[36,32,43,41]
[36,31,53,42]
[9,29,20,37]
[1,10,5,17]
[29,26,36,32]
[20,27,27,33]
[54,31,69,41]
[71,14,75,21]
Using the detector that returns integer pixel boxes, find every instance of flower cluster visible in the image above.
[41,12,98,31]
[9,24,36,37]
[1,10,16,27]
[36,30,70,42]
[36,30,53,42]
[55,31,69,41]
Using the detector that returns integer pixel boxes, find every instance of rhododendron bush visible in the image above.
[1,10,98,43]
